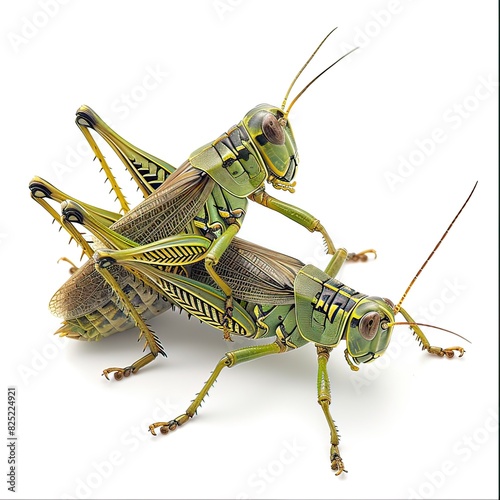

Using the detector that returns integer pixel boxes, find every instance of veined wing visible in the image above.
[191,237,304,305]
[49,260,131,319]
[110,161,215,244]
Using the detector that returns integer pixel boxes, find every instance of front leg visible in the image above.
[398,307,467,359]
[249,189,374,261]
[249,189,335,253]
[316,345,346,475]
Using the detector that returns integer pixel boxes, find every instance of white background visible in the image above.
[1,1,498,499]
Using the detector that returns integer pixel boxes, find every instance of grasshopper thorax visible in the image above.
[241,104,298,192]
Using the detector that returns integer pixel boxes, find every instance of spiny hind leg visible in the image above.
[95,263,166,380]
[149,341,284,435]
[75,105,176,199]
[29,177,122,226]
[29,177,122,259]
[57,199,169,380]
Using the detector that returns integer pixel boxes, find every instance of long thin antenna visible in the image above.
[384,321,471,343]
[281,27,338,111]
[284,47,359,119]
[393,182,478,315]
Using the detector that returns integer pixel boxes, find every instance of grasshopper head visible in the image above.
[242,104,298,192]
[344,297,396,364]
[239,30,357,193]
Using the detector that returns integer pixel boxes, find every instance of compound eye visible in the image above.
[359,312,380,341]
[262,113,285,145]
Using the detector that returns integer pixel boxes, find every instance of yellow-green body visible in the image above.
[28,27,470,475]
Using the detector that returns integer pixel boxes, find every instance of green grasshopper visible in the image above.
[67,30,372,334]
[88,183,475,475]
[29,29,372,380]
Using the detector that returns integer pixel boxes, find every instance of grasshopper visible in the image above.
[89,183,475,474]
[29,29,373,380]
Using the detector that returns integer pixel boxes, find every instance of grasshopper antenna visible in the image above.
[283,47,359,121]
[393,182,478,315]
[281,27,338,111]
[382,321,471,344]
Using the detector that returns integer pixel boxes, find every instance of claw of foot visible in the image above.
[102,366,133,381]
[443,346,465,358]
[330,444,346,475]
[428,346,465,359]
[150,416,189,436]
[331,454,346,476]
[347,249,377,262]
[149,422,173,436]
[149,423,161,436]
